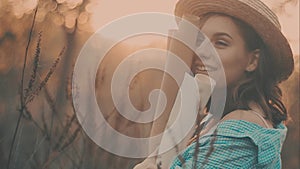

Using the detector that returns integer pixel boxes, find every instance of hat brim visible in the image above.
[175,0,294,82]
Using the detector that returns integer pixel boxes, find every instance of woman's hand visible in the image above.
[133,157,157,169]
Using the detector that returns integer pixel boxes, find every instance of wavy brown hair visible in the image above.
[229,14,288,127]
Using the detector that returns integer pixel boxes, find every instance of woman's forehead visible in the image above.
[200,15,243,38]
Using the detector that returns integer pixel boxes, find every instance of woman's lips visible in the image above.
[192,57,218,75]
[192,65,217,75]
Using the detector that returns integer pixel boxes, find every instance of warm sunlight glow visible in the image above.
[91,0,299,55]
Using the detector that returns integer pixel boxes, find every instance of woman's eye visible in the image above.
[215,40,229,47]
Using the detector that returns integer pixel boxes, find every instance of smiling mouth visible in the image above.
[193,65,217,75]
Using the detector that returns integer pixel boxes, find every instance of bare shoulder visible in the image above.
[221,110,273,128]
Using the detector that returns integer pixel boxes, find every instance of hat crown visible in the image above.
[240,0,281,29]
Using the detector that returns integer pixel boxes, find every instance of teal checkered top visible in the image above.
[169,120,287,169]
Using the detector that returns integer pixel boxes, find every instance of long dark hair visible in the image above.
[230,15,287,127]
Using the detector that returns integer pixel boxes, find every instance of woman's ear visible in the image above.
[246,49,260,72]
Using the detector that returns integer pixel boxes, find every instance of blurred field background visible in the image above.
[0,0,299,169]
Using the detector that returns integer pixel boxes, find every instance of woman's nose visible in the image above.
[192,55,204,66]
[195,38,220,66]
[195,38,214,59]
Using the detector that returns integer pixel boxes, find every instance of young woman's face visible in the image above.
[193,15,255,89]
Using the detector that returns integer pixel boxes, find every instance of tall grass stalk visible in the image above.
[7,6,39,169]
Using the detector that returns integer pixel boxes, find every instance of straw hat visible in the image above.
[175,0,294,82]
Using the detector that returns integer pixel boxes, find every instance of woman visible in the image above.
[134,0,294,168]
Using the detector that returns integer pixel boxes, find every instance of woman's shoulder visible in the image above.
[178,113,287,168]
[215,110,287,144]
[221,109,273,128]
[207,111,287,168]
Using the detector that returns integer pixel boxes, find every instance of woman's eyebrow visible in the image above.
[213,32,233,40]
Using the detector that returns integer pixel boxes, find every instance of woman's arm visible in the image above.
[133,15,200,169]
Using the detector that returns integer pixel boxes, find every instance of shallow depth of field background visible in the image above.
[0,0,299,169]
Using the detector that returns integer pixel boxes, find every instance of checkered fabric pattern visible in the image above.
[170,120,287,169]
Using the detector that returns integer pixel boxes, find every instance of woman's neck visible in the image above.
[209,87,236,117]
